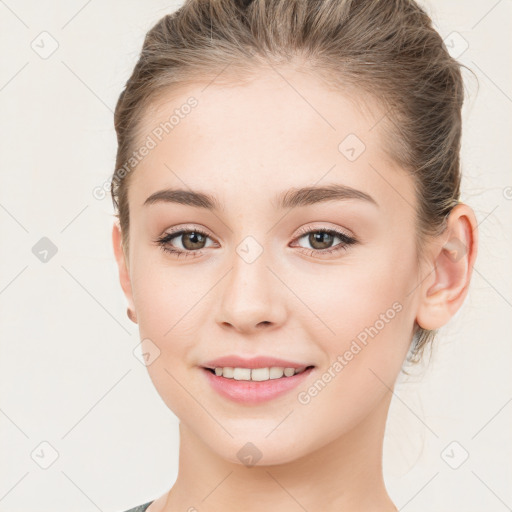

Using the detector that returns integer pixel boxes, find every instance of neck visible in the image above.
[160,394,397,512]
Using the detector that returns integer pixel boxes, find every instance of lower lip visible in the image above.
[201,367,315,404]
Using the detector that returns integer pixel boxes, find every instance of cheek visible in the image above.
[130,258,208,415]
[294,238,418,385]
[131,244,199,331]
[299,245,415,341]
[290,259,416,438]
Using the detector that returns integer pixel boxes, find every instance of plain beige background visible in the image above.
[0,1,511,511]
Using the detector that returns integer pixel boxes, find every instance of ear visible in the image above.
[416,203,478,331]
[112,220,137,323]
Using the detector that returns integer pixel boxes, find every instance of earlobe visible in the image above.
[416,204,478,331]
[112,221,137,322]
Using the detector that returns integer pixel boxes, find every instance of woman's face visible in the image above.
[116,68,424,464]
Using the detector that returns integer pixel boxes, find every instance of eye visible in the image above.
[155,224,357,259]
[291,226,357,257]
[155,226,217,259]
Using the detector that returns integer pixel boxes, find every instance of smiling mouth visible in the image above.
[202,365,315,381]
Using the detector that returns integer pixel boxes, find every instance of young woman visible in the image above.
[111,1,478,510]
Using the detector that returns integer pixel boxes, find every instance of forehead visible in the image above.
[136,67,383,150]
[129,67,413,214]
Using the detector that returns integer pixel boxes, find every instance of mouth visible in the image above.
[201,365,315,381]
[200,365,316,404]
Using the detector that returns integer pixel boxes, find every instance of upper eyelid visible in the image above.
[162,225,212,239]
[294,224,354,238]
[162,223,353,238]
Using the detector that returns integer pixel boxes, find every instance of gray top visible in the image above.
[122,501,154,512]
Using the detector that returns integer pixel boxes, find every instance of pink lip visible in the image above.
[200,366,315,404]
[201,355,313,370]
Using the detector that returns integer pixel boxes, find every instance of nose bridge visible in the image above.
[216,234,285,332]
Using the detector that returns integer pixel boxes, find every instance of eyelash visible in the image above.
[154,225,357,259]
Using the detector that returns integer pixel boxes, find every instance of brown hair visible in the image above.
[111,0,467,360]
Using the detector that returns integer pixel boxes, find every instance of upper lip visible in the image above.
[201,355,315,370]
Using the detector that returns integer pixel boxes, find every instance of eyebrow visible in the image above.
[143,183,378,210]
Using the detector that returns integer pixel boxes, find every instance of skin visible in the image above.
[112,66,478,511]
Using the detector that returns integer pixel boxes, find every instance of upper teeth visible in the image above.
[213,366,307,381]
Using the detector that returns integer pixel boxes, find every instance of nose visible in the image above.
[215,247,287,334]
